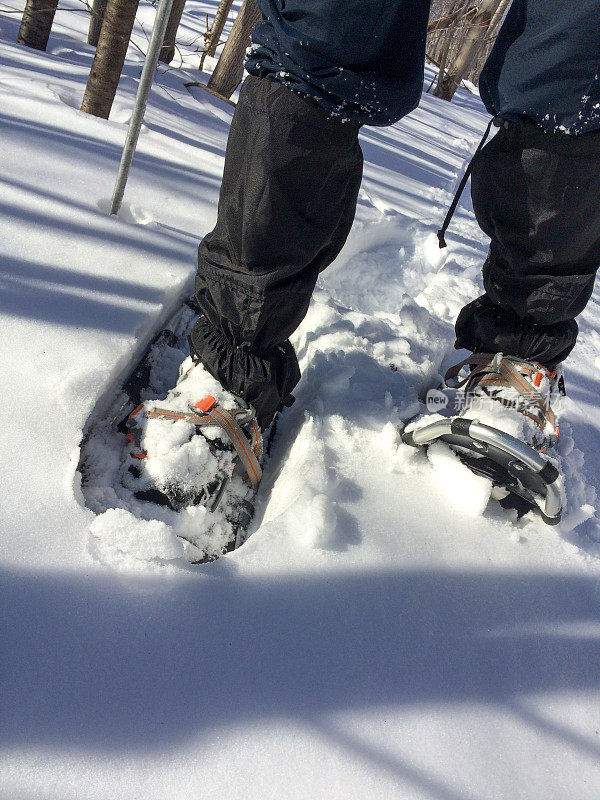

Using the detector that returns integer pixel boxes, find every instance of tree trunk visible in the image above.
[487,0,511,37]
[435,32,452,95]
[88,0,108,47]
[434,0,505,101]
[434,0,468,96]
[17,0,59,51]
[81,0,139,119]
[469,0,511,80]
[427,0,464,68]
[202,0,234,63]
[207,0,260,99]
[159,0,186,64]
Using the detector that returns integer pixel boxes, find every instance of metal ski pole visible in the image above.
[110,0,175,215]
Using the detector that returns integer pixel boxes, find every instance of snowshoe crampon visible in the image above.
[403,353,565,524]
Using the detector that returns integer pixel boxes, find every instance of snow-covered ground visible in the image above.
[1,2,600,798]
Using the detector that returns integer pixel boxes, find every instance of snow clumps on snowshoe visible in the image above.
[120,358,261,560]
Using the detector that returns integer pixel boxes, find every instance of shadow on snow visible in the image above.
[2,564,599,762]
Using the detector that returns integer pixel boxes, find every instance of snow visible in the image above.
[1,1,600,798]
[89,508,184,568]
[425,440,493,518]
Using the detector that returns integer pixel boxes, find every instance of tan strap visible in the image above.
[444,353,556,434]
[148,404,263,489]
[444,353,496,388]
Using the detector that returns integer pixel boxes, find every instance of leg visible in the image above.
[455,120,600,368]
[190,75,363,427]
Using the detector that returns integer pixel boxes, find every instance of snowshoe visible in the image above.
[402,352,565,524]
[78,301,268,563]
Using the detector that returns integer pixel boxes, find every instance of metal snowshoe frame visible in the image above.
[402,417,563,524]
[402,353,564,525]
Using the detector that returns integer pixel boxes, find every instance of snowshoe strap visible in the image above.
[202,406,263,489]
[148,404,263,489]
[444,353,557,436]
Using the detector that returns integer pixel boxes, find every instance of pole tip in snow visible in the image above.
[437,229,447,249]
[109,190,123,216]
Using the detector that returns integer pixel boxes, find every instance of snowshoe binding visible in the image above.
[402,352,565,524]
[118,357,263,551]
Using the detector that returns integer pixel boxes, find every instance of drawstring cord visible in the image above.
[437,116,496,248]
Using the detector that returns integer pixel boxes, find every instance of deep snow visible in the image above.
[1,1,600,798]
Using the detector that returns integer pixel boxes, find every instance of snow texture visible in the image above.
[1,1,600,798]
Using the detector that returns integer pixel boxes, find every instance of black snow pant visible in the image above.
[190,76,363,428]
[455,119,600,368]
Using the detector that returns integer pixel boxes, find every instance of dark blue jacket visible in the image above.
[246,0,432,126]
[246,0,600,133]
[479,0,600,134]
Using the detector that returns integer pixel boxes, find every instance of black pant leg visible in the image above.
[190,75,363,427]
[455,120,600,368]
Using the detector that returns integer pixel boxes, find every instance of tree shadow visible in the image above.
[0,113,223,192]
[0,254,169,332]
[1,564,599,773]
[315,720,486,800]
